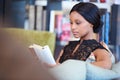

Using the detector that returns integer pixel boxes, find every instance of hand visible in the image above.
[42,62,59,68]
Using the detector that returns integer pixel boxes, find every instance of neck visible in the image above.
[80,32,98,41]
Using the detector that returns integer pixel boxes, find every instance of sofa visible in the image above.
[49,59,120,80]
[4,28,56,54]
[0,28,56,80]
[2,28,120,80]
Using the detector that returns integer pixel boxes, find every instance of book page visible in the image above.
[29,44,56,65]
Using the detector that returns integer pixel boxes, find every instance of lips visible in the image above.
[72,32,78,35]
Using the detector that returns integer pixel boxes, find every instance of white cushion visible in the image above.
[49,59,86,80]
[86,62,120,80]
[49,60,120,80]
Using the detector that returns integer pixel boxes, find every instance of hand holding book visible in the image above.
[29,44,56,65]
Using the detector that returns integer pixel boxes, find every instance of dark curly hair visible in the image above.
[70,2,103,33]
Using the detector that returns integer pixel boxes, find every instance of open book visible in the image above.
[29,44,56,65]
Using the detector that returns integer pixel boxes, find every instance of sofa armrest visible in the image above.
[49,59,86,80]
[4,28,56,54]
[86,62,120,80]
[49,59,120,80]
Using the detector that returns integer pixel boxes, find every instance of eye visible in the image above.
[76,22,81,25]
[70,21,73,25]
[75,20,81,25]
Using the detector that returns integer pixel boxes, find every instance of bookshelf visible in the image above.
[30,0,113,32]
[109,4,120,61]
[25,0,47,30]
[62,1,112,12]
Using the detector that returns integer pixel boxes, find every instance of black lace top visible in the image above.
[59,39,108,63]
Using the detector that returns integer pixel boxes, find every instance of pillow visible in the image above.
[86,62,120,80]
[111,61,120,79]
[49,59,86,80]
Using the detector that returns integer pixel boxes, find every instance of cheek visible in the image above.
[80,24,91,32]
[78,29,86,36]
[78,26,89,35]
[73,27,85,38]
[77,25,87,33]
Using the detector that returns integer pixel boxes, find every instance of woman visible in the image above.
[56,2,112,69]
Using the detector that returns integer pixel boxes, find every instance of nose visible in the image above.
[71,24,76,30]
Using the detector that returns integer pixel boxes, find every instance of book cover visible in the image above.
[29,44,56,65]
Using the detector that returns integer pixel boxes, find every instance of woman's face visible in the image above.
[70,11,93,39]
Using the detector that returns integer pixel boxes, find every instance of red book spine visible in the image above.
[100,0,106,3]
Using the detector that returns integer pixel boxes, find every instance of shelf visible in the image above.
[62,1,111,12]
[62,1,79,12]
[93,3,111,12]
[35,0,47,6]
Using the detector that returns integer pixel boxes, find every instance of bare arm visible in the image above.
[92,49,112,69]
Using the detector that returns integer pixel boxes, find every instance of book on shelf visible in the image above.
[59,14,71,45]
[50,10,72,46]
[97,9,110,44]
[49,10,63,33]
[29,44,56,65]
[28,5,35,30]
[50,10,80,46]
[100,0,106,3]
[89,0,98,2]
[109,4,120,45]
[42,8,47,31]
[36,6,47,31]
[36,5,43,31]
[28,5,46,31]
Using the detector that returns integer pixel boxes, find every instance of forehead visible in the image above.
[70,11,86,21]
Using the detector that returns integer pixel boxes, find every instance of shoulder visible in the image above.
[89,40,108,52]
[82,39,108,52]
[93,43,111,63]
[92,40,110,58]
[93,48,109,57]
[85,40,111,59]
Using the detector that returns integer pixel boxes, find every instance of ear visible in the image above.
[92,25,94,28]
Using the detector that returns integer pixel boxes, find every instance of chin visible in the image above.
[73,35,80,38]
